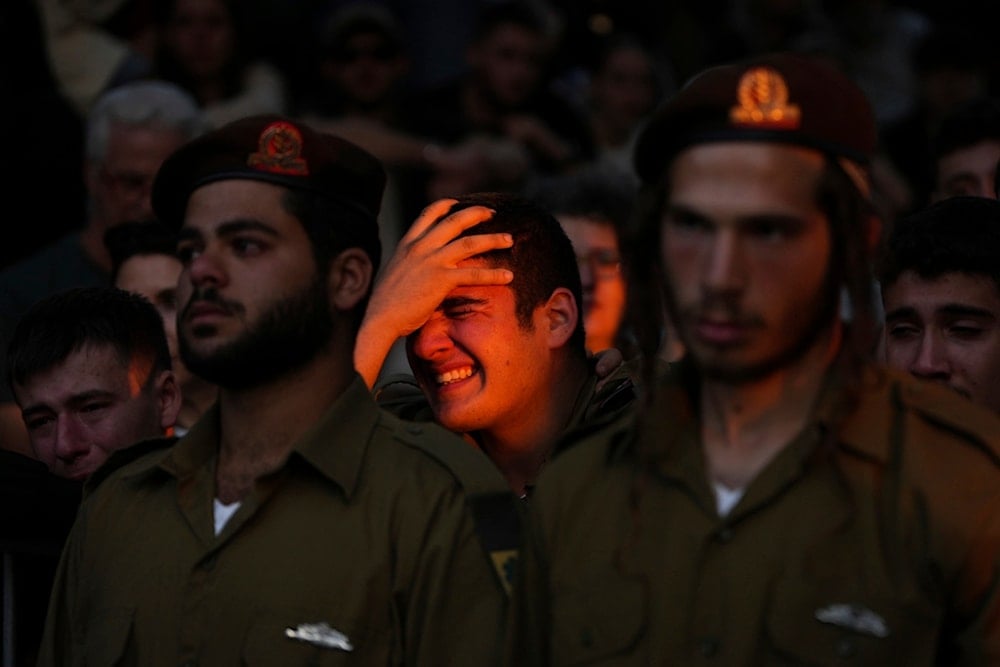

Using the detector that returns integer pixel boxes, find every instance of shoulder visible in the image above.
[372,408,510,496]
[373,372,434,422]
[841,367,1000,470]
[84,436,177,497]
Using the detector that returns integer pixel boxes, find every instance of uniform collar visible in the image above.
[156,374,380,500]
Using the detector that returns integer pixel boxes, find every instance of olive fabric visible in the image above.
[38,376,508,666]
[510,361,1000,665]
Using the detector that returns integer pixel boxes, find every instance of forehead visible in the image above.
[557,215,618,247]
[884,270,1000,313]
[938,140,1000,175]
[117,254,182,290]
[17,342,128,394]
[183,179,300,232]
[665,142,826,220]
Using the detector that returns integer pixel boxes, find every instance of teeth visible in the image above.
[436,367,474,385]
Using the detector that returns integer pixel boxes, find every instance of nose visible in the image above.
[187,244,226,289]
[702,229,744,294]
[54,415,90,464]
[407,316,454,363]
[909,332,950,380]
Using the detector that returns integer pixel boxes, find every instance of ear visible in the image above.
[155,370,183,435]
[329,248,374,312]
[538,287,579,350]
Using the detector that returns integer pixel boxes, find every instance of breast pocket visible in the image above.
[764,577,941,666]
[550,574,646,666]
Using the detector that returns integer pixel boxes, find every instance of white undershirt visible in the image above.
[713,482,745,517]
[213,498,241,535]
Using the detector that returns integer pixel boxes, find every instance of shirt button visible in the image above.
[835,637,857,658]
[716,527,734,543]
[699,637,719,657]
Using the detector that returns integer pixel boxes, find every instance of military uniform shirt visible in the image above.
[510,361,1000,666]
[38,375,507,666]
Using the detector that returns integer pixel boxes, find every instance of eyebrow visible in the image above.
[885,303,998,321]
[177,219,280,242]
[439,295,489,310]
[20,389,118,418]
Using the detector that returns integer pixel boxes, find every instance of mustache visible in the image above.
[181,287,243,318]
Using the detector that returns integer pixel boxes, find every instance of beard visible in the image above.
[180,276,335,390]
[664,271,841,385]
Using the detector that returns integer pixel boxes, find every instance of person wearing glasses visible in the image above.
[527,165,635,356]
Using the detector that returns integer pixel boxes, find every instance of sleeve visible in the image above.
[403,484,509,667]
[36,502,89,667]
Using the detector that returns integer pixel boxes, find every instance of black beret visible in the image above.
[634,52,877,184]
[152,115,386,228]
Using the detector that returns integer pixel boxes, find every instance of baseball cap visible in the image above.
[152,114,386,229]
[634,52,877,185]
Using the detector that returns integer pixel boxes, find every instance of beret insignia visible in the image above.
[247,121,309,176]
[730,66,800,129]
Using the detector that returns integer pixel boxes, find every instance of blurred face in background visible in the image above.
[558,215,626,353]
[469,23,546,109]
[161,0,235,82]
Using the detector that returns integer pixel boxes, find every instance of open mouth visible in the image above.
[434,365,477,386]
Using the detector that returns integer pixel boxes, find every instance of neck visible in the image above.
[472,356,591,496]
[214,346,355,503]
[699,323,842,490]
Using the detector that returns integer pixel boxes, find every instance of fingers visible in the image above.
[452,265,514,286]
[438,232,513,265]
[403,199,496,248]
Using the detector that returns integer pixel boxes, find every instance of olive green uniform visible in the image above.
[38,376,509,666]
[510,362,1000,665]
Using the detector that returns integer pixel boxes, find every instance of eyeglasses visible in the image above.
[576,249,622,280]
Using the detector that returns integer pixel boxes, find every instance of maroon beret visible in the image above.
[634,52,877,184]
[152,115,386,228]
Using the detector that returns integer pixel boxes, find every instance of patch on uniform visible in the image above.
[491,549,519,596]
[815,603,889,638]
[248,121,310,175]
[468,492,522,597]
[285,621,353,650]
[730,66,801,129]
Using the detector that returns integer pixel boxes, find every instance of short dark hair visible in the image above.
[931,97,1000,166]
[878,195,1000,292]
[104,220,180,285]
[449,192,586,356]
[282,187,382,329]
[7,286,173,392]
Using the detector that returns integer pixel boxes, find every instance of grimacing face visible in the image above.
[883,270,1000,413]
[14,343,175,481]
[405,259,557,440]
[660,142,838,383]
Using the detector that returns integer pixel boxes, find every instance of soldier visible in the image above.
[38,115,509,665]
[880,195,1000,414]
[508,53,1000,665]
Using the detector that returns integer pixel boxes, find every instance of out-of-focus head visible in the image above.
[318,2,408,110]
[528,166,635,353]
[86,80,203,230]
[930,96,1000,202]
[7,286,179,480]
[632,52,880,382]
[467,0,553,109]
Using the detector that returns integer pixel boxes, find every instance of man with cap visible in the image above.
[37,115,511,665]
[506,53,1000,664]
